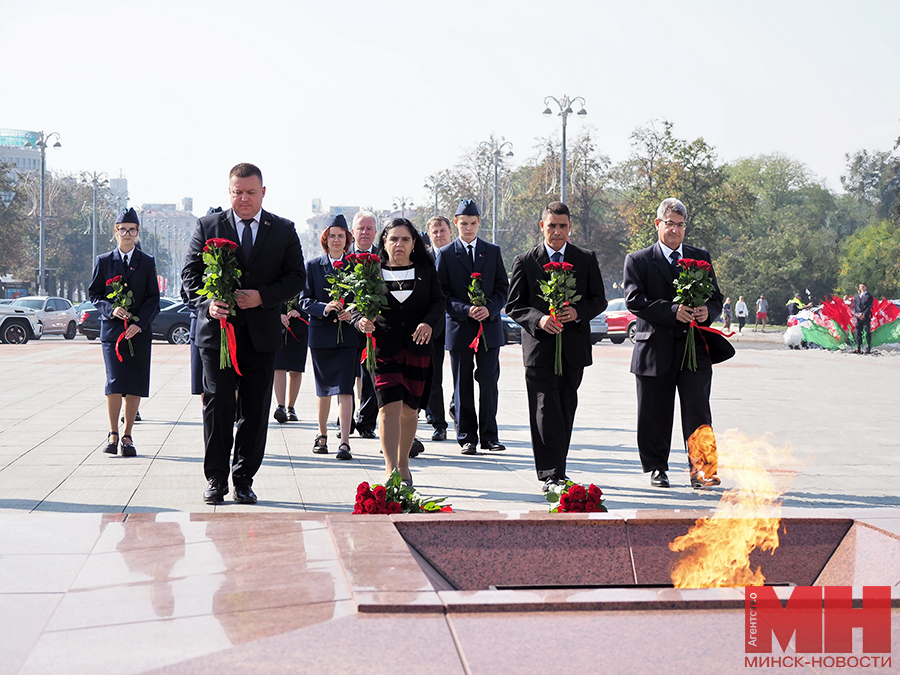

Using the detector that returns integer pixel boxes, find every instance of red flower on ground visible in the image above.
[387,501,402,514]
[588,484,603,500]
[363,498,377,514]
[372,485,387,502]
[568,484,587,501]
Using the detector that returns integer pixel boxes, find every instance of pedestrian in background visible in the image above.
[735,295,749,334]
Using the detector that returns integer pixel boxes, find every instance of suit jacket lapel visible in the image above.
[126,248,141,279]
[653,243,676,285]
[473,238,486,274]
[456,238,474,273]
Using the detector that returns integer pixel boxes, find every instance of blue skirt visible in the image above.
[274,318,309,372]
[310,346,356,396]
[102,338,151,397]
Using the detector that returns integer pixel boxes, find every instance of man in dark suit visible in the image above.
[507,201,607,492]
[623,198,724,489]
[182,163,305,505]
[852,282,873,354]
[348,210,380,439]
[424,215,454,441]
[436,199,509,455]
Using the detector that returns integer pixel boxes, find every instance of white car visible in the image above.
[0,304,43,344]
[10,296,78,339]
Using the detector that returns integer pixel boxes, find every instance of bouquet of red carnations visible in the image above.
[467,272,487,352]
[106,275,137,361]
[673,258,715,371]
[344,252,387,372]
[196,238,243,373]
[538,261,581,375]
[545,480,608,513]
[353,471,452,514]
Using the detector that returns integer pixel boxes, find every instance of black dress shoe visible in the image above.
[233,485,258,504]
[336,443,353,460]
[273,405,287,424]
[204,477,228,504]
[120,434,136,457]
[481,441,505,452]
[286,407,298,422]
[461,443,477,455]
[650,469,670,488]
[409,438,424,458]
[359,429,377,439]
[691,473,721,489]
[431,428,447,441]
[541,476,565,494]
[103,432,119,454]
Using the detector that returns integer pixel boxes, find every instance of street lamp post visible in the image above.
[424,174,450,216]
[477,139,514,245]
[24,131,62,294]
[392,197,414,221]
[542,95,587,204]
[81,171,108,264]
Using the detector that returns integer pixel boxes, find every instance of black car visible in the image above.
[152,302,192,344]
[500,311,521,345]
[76,301,101,340]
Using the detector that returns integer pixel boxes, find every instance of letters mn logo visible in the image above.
[745,586,891,653]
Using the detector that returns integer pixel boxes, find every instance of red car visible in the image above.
[601,298,637,344]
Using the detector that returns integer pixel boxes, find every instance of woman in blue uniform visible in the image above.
[272,295,309,423]
[300,215,356,460]
[353,218,444,485]
[88,208,160,456]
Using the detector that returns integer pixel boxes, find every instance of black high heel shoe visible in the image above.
[103,432,119,455]
[120,434,137,457]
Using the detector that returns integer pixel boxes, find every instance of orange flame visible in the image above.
[670,430,801,588]
[687,424,718,484]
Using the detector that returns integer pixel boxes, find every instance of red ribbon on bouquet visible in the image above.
[689,320,736,358]
[221,317,242,376]
[360,335,377,364]
[468,322,484,352]
[115,318,128,362]
[285,316,310,342]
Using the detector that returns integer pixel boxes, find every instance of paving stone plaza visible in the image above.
[1,334,898,673]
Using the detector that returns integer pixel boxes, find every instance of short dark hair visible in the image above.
[230,163,263,184]
[541,201,570,221]
[319,224,350,253]
[426,215,451,231]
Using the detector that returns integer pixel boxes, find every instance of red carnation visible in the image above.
[332,260,344,269]
[471,272,482,279]
[387,501,402,514]
[543,262,563,271]
[568,484,587,501]
[363,498,377,514]
[106,275,122,285]
[561,262,574,271]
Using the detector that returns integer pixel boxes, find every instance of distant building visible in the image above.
[140,202,196,297]
[0,129,42,173]
[305,205,360,254]
[109,173,129,213]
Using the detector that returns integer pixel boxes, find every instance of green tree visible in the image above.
[837,219,900,297]
[0,163,31,280]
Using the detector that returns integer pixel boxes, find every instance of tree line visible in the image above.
[416,121,900,324]
[3,120,899,321]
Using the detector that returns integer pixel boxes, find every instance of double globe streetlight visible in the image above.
[24,131,62,294]
[81,171,108,264]
[477,139,514,245]
[542,95,587,204]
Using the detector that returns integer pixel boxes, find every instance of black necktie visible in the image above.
[467,243,475,265]
[551,251,562,263]
[670,250,681,271]
[240,219,254,260]
[122,253,129,269]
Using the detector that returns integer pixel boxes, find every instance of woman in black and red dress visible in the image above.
[88,208,160,457]
[353,218,444,485]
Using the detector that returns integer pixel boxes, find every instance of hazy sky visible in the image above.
[3,0,898,222]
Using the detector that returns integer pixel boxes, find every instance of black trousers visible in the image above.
[450,346,500,446]
[356,348,378,433]
[524,363,584,481]
[635,338,712,473]
[855,319,872,350]
[200,326,276,487]
[425,332,447,430]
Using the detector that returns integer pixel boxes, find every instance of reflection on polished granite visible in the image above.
[2,510,900,675]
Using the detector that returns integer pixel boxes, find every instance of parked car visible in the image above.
[0,299,14,305]
[589,313,608,344]
[601,298,637,344]
[500,311,522,345]
[152,302,192,344]
[0,304,43,344]
[158,297,178,311]
[76,302,102,340]
[10,296,78,339]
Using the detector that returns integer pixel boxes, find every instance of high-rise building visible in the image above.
[0,129,42,173]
